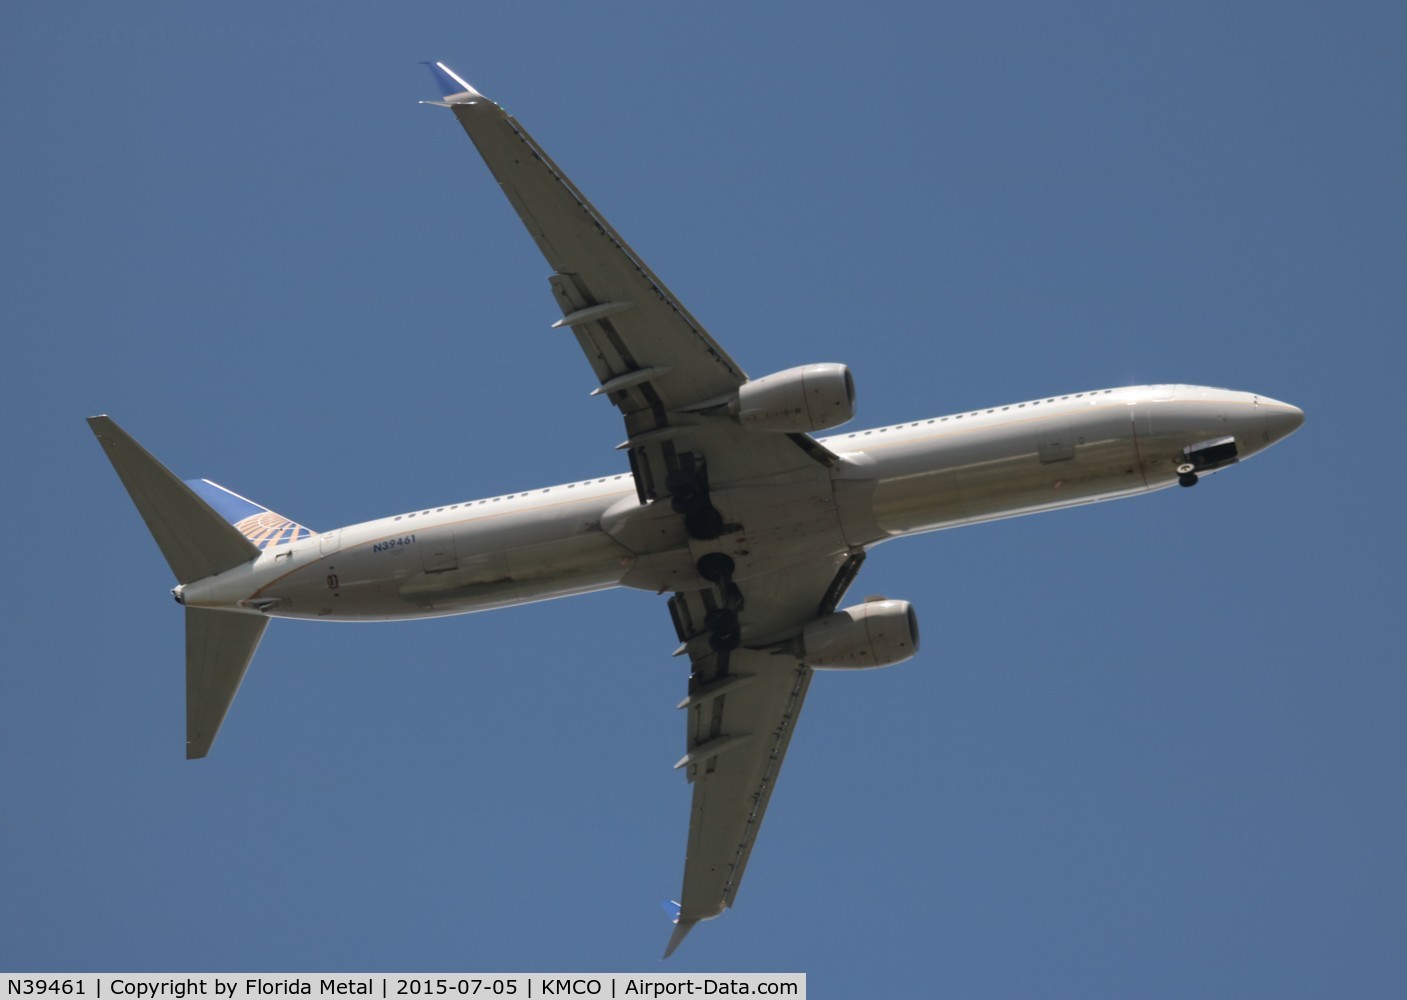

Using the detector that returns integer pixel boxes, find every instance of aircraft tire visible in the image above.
[696,552,735,583]
[708,628,742,653]
[686,506,725,540]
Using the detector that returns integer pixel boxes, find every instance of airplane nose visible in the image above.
[1259,397,1305,444]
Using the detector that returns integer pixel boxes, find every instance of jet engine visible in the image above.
[800,598,919,669]
[736,363,855,433]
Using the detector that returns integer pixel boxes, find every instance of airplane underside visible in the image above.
[88,61,1303,957]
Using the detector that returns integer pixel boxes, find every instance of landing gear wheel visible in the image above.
[667,470,706,515]
[685,506,725,540]
[696,552,736,584]
[1178,471,1199,487]
[703,607,738,633]
[670,489,704,515]
[708,628,742,653]
[702,604,741,653]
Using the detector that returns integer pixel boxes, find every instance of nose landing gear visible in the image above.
[1178,435,1238,487]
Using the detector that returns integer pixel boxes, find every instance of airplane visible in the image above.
[88,62,1305,957]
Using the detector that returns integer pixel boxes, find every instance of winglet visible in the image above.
[663,917,699,960]
[420,61,484,105]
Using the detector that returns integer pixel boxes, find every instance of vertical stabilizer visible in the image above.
[184,478,313,549]
[186,607,268,759]
[88,416,260,584]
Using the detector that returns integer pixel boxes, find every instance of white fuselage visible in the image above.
[177,385,1303,626]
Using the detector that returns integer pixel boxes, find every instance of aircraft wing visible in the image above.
[426,63,836,501]
[663,551,861,957]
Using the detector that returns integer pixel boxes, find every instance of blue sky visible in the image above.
[3,1,1404,994]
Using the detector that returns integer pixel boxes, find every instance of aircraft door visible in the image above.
[420,526,459,573]
[1036,421,1075,463]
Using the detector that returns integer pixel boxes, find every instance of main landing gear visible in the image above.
[1176,462,1199,488]
[696,552,743,653]
[668,466,743,652]
[668,469,726,541]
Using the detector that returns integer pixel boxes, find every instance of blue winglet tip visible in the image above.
[422,60,480,100]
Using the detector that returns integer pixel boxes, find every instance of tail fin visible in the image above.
[184,478,313,550]
[89,416,291,759]
[88,416,261,584]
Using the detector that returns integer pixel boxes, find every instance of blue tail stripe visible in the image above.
[186,479,265,524]
[185,478,313,549]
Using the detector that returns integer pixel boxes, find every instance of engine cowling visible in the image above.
[800,599,919,669]
[736,363,855,433]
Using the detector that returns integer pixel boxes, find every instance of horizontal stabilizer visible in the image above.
[186,607,268,759]
[88,417,259,584]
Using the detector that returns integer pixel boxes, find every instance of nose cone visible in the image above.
[1259,397,1305,445]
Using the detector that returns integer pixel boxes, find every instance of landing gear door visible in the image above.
[1184,436,1239,471]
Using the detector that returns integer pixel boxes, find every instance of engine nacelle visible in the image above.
[736,363,855,433]
[800,599,919,669]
